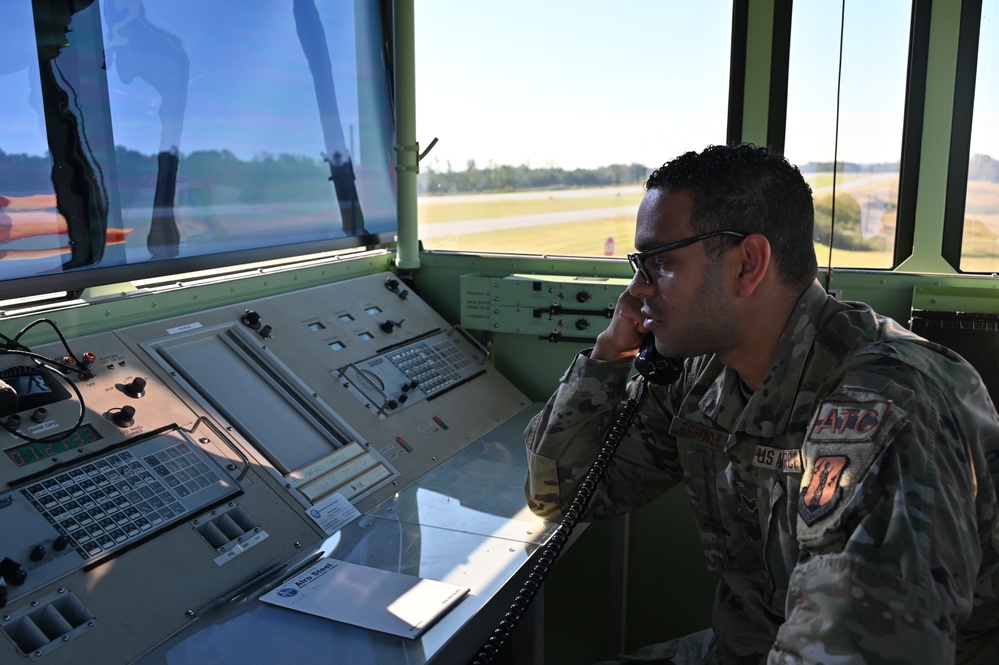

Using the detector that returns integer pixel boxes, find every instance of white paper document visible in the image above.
[259,558,470,639]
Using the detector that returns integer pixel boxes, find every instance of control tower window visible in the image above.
[414,1,731,258]
[962,0,999,273]
[0,0,397,301]
[784,0,910,270]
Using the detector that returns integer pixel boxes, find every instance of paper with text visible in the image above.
[259,558,470,638]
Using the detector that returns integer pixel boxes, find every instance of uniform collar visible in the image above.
[695,280,827,437]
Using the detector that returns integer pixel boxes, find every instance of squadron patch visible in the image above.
[808,400,890,442]
[798,455,849,525]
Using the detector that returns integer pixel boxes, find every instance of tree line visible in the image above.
[2,149,997,199]
[417,154,999,195]
[418,160,650,195]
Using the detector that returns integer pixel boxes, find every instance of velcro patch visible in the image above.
[798,455,849,525]
[669,416,730,450]
[752,446,802,473]
[808,400,889,442]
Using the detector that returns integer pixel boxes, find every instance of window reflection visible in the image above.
[0,0,396,297]
[785,0,909,270]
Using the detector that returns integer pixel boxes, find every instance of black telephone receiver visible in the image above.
[634,333,684,385]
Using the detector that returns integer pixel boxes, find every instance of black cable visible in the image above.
[0,354,87,444]
[470,380,649,665]
[0,319,92,443]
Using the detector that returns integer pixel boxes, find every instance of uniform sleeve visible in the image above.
[524,351,683,522]
[769,367,999,664]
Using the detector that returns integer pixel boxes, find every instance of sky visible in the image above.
[1,1,995,171]
[413,0,999,170]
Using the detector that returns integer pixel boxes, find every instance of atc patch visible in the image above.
[798,455,849,525]
[808,400,890,442]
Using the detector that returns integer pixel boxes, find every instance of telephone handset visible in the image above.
[634,333,684,385]
[472,333,684,664]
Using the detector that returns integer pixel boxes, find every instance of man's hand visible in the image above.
[592,287,646,362]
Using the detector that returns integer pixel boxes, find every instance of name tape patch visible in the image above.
[808,400,890,443]
[669,417,729,450]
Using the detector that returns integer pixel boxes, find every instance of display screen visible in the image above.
[4,423,104,467]
[0,0,397,300]
[6,368,72,411]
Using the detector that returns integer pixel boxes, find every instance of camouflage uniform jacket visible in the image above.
[525,281,999,664]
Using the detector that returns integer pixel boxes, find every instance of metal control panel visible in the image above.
[0,272,533,664]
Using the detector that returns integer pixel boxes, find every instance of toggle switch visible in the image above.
[379,319,404,333]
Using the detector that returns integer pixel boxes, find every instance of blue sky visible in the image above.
[415,0,998,170]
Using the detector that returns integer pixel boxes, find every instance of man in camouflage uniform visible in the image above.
[525,143,999,664]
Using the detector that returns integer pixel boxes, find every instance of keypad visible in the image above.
[388,340,475,396]
[23,439,228,560]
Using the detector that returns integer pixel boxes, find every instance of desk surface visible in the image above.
[135,404,556,665]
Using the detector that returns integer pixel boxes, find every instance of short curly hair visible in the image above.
[646,143,817,291]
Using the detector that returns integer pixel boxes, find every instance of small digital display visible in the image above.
[4,424,104,467]
[5,368,72,411]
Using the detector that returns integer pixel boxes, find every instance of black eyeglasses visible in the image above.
[627,230,747,284]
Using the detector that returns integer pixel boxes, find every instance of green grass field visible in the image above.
[417,181,999,273]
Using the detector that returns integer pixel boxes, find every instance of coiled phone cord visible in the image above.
[470,379,649,665]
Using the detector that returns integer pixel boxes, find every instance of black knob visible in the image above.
[0,557,22,584]
[385,277,400,292]
[31,408,47,424]
[124,377,147,398]
[576,291,592,303]
[111,405,136,427]
[241,309,262,329]
[6,414,21,429]
[53,535,70,552]
[379,320,397,333]
[29,545,45,562]
[398,393,408,403]
[258,325,273,338]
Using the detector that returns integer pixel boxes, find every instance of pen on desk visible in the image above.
[191,560,287,619]
[252,551,326,599]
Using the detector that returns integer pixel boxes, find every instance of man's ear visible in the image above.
[734,233,771,297]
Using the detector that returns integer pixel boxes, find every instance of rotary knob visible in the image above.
[111,405,136,427]
[241,309,262,329]
[124,377,147,398]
